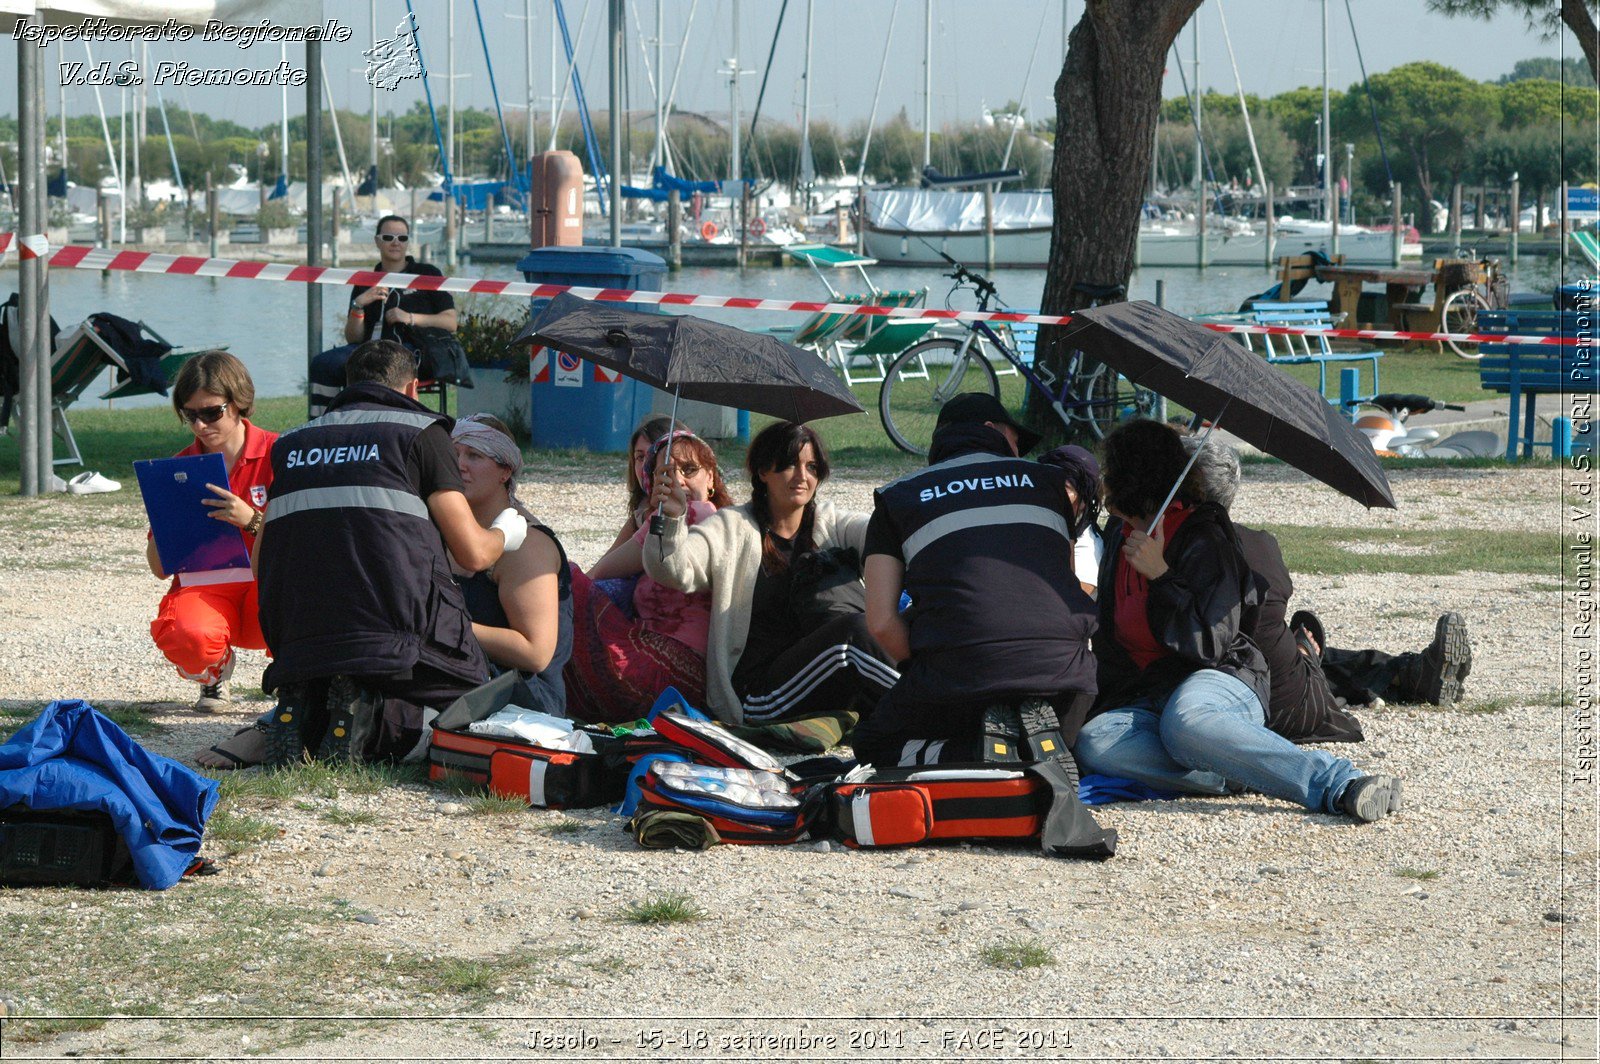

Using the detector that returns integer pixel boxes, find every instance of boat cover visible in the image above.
[866,188,1052,234]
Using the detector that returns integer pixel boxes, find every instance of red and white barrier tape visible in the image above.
[6,237,1584,348]
[0,232,50,261]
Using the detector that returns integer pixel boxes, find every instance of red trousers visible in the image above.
[150,580,267,683]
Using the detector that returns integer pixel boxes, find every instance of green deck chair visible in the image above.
[41,320,131,466]
[832,289,934,385]
[1572,230,1600,272]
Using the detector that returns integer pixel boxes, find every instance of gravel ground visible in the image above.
[0,460,1593,1062]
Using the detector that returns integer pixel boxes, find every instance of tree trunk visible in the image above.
[1562,0,1600,85]
[1031,0,1203,443]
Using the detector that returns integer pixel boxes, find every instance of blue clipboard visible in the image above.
[135,453,252,586]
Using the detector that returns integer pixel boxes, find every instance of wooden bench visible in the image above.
[1239,301,1384,412]
[1478,309,1595,460]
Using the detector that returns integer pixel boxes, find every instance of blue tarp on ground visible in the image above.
[0,700,219,889]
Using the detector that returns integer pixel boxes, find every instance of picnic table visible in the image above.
[1312,264,1436,328]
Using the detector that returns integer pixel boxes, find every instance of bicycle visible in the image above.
[1437,255,1505,361]
[876,258,1159,456]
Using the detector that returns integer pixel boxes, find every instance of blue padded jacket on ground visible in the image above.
[0,700,219,889]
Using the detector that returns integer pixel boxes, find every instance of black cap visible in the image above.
[936,392,1042,456]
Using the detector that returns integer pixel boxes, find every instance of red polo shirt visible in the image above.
[168,418,279,553]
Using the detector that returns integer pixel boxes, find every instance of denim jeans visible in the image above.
[1072,669,1363,813]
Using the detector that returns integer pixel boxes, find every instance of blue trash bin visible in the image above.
[519,245,668,452]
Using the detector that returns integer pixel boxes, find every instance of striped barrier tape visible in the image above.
[1,232,52,261]
[5,237,1585,348]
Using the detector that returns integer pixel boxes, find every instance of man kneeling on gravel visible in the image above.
[855,394,1098,768]
[251,339,526,766]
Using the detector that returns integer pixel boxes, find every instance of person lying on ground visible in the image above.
[641,421,898,730]
[565,430,730,722]
[1069,418,1403,823]
[150,352,276,716]
[603,414,692,554]
[854,393,1098,767]
[307,215,458,418]
[254,339,525,767]
[450,413,572,713]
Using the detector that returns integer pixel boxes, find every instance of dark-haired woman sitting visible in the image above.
[641,421,898,729]
[1070,419,1403,823]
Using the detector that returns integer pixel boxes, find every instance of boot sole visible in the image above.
[317,676,359,763]
[1431,613,1472,706]
[1345,776,1403,822]
[262,698,305,768]
[980,704,1024,763]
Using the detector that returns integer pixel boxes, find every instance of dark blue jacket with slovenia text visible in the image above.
[258,382,488,693]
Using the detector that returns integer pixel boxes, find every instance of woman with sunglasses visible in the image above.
[565,430,733,722]
[307,215,458,417]
[148,351,276,717]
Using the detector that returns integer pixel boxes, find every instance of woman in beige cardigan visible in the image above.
[641,421,898,726]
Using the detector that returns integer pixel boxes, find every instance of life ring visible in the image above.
[700,221,718,241]
[749,216,767,238]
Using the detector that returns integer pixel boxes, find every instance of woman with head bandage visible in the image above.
[449,413,573,714]
[563,428,731,722]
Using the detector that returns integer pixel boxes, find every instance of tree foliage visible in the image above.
[1428,0,1599,84]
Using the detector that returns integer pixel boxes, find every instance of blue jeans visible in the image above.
[1072,669,1362,813]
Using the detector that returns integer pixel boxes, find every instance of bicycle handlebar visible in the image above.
[1368,393,1467,416]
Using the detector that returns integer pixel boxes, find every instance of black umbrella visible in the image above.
[1058,300,1395,512]
[510,292,865,423]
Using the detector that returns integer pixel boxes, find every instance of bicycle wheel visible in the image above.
[1068,358,1123,440]
[879,337,1000,456]
[1441,288,1490,360]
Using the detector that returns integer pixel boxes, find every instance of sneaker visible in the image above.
[316,675,383,764]
[979,703,1025,763]
[262,682,315,768]
[1417,612,1472,707]
[1338,774,1403,823]
[193,680,232,714]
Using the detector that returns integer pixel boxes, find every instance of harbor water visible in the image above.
[29,254,1570,410]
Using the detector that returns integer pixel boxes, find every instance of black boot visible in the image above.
[1398,613,1472,706]
[979,703,1025,763]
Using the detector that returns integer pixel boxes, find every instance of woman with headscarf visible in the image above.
[564,430,733,722]
[449,413,572,714]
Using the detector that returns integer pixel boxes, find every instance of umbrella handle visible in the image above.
[649,387,685,537]
[1146,399,1230,535]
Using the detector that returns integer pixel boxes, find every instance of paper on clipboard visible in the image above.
[135,453,253,586]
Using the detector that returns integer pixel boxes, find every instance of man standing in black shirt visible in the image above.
[308,215,458,417]
[855,393,1098,767]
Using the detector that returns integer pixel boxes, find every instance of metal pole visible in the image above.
[653,0,664,171]
[730,0,742,186]
[529,0,539,174]
[446,0,458,267]
[610,0,624,247]
[799,0,814,210]
[371,0,380,192]
[208,179,219,258]
[307,41,324,413]
[1449,182,1462,253]
[983,184,995,271]
[1390,181,1402,267]
[1509,175,1520,265]
[31,40,52,485]
[1264,178,1275,268]
[1321,0,1333,230]
[131,43,141,236]
[922,0,932,169]
[1193,19,1204,269]
[667,188,682,268]
[16,34,41,495]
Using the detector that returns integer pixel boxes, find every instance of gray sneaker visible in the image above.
[193,680,232,714]
[1338,775,1403,823]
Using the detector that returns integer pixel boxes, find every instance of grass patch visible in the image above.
[1394,867,1441,881]
[205,808,280,855]
[431,771,486,796]
[979,937,1057,971]
[540,817,588,835]
[217,759,425,802]
[1451,688,1566,715]
[320,806,380,826]
[1525,581,1564,592]
[1257,524,1571,577]
[434,958,499,994]
[621,893,704,925]
[465,793,527,816]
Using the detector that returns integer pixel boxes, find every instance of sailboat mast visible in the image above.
[922,0,932,169]
[447,0,457,267]
[1322,0,1332,225]
[1191,20,1200,197]
[653,0,664,172]
[799,0,813,206]
[527,0,537,173]
[57,53,67,182]
[371,0,380,189]
[729,0,741,184]
[132,43,142,214]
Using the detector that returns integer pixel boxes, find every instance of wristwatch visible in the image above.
[245,510,264,537]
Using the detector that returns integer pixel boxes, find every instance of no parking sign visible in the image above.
[554,350,583,388]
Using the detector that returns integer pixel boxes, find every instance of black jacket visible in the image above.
[1235,526,1365,743]
[1092,501,1270,717]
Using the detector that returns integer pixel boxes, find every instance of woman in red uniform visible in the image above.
[147,351,276,714]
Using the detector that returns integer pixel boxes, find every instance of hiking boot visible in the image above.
[316,675,383,764]
[193,680,232,714]
[1338,774,1403,823]
[1416,612,1472,707]
[1017,699,1079,782]
[262,682,315,768]
[979,703,1025,763]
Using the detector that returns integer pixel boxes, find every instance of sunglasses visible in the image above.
[377,233,410,243]
[180,402,230,426]
[670,463,704,478]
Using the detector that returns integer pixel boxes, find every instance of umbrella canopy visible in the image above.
[510,293,865,423]
[1059,301,1395,509]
